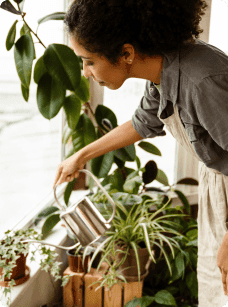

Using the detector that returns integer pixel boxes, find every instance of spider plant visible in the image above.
[88,193,185,281]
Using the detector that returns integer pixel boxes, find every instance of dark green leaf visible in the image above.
[143,160,158,184]
[91,151,114,178]
[38,12,66,24]
[175,252,185,279]
[176,178,199,186]
[114,156,125,169]
[20,23,36,59]
[186,271,198,298]
[114,144,136,162]
[174,189,191,214]
[135,156,141,169]
[138,141,162,156]
[74,76,90,102]
[21,83,29,101]
[37,73,65,119]
[156,169,169,186]
[6,19,18,51]
[0,1,21,15]
[72,114,96,151]
[95,105,118,131]
[43,44,81,91]
[34,56,47,84]
[14,34,34,88]
[37,206,60,218]
[63,94,81,130]
[154,290,176,306]
[125,296,154,307]
[64,179,77,206]
[41,213,60,239]
[12,0,24,3]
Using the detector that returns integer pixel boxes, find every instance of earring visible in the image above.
[128,59,132,64]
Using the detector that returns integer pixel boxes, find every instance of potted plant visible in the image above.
[66,242,93,273]
[0,228,69,307]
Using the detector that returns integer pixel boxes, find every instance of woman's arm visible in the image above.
[53,120,143,187]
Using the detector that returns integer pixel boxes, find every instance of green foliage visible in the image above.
[6,20,18,50]
[0,228,65,307]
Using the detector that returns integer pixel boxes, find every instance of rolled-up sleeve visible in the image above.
[194,74,228,151]
[131,81,166,139]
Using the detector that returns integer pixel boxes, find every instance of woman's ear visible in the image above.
[120,44,135,64]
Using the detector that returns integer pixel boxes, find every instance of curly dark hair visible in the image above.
[64,0,208,64]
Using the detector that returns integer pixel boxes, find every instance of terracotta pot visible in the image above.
[67,249,91,273]
[117,246,151,277]
[0,252,28,281]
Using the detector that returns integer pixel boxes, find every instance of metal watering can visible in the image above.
[22,170,116,250]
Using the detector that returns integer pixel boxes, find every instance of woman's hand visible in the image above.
[53,152,85,188]
[217,231,228,296]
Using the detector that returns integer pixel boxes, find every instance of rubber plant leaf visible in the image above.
[62,125,74,145]
[91,151,114,178]
[156,169,169,186]
[38,12,66,24]
[12,0,24,3]
[95,105,117,131]
[34,56,48,84]
[43,44,81,91]
[63,94,81,130]
[14,34,34,89]
[37,72,65,119]
[74,76,90,103]
[154,290,176,306]
[138,141,162,156]
[20,23,36,59]
[142,160,158,184]
[72,114,96,152]
[0,0,21,15]
[21,83,29,101]
[174,189,191,214]
[114,144,136,162]
[41,213,61,239]
[6,19,18,51]
[176,177,199,186]
[64,179,77,206]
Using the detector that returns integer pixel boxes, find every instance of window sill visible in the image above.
[1,187,198,306]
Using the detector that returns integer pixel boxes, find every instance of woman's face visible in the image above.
[70,37,130,90]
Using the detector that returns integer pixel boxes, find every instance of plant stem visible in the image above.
[18,6,46,49]
[84,102,105,136]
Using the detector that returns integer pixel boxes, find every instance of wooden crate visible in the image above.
[63,263,144,307]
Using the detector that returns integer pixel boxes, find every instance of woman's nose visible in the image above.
[83,62,92,78]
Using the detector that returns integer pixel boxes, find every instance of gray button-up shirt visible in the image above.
[132,39,228,175]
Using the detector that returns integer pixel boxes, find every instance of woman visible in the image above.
[53,0,228,305]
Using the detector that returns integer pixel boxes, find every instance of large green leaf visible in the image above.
[176,177,199,186]
[91,151,114,178]
[14,34,34,88]
[154,290,176,306]
[43,44,81,91]
[114,144,135,162]
[74,76,90,102]
[142,160,158,184]
[95,105,118,131]
[20,23,36,59]
[41,213,60,239]
[34,56,48,84]
[37,72,65,119]
[186,271,198,298]
[175,252,185,279]
[125,296,154,307]
[38,12,66,24]
[21,83,29,101]
[63,94,81,130]
[72,114,96,152]
[174,189,191,214]
[156,169,169,186]
[6,20,18,51]
[138,141,162,156]
[64,179,77,206]
[0,1,21,15]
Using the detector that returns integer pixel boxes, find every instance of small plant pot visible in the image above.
[0,253,29,286]
[67,248,91,273]
[117,247,151,277]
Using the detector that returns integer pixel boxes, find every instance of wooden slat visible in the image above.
[63,267,84,307]
[103,284,122,307]
[123,281,143,305]
[84,262,109,307]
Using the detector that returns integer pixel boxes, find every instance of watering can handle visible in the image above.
[54,169,116,224]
